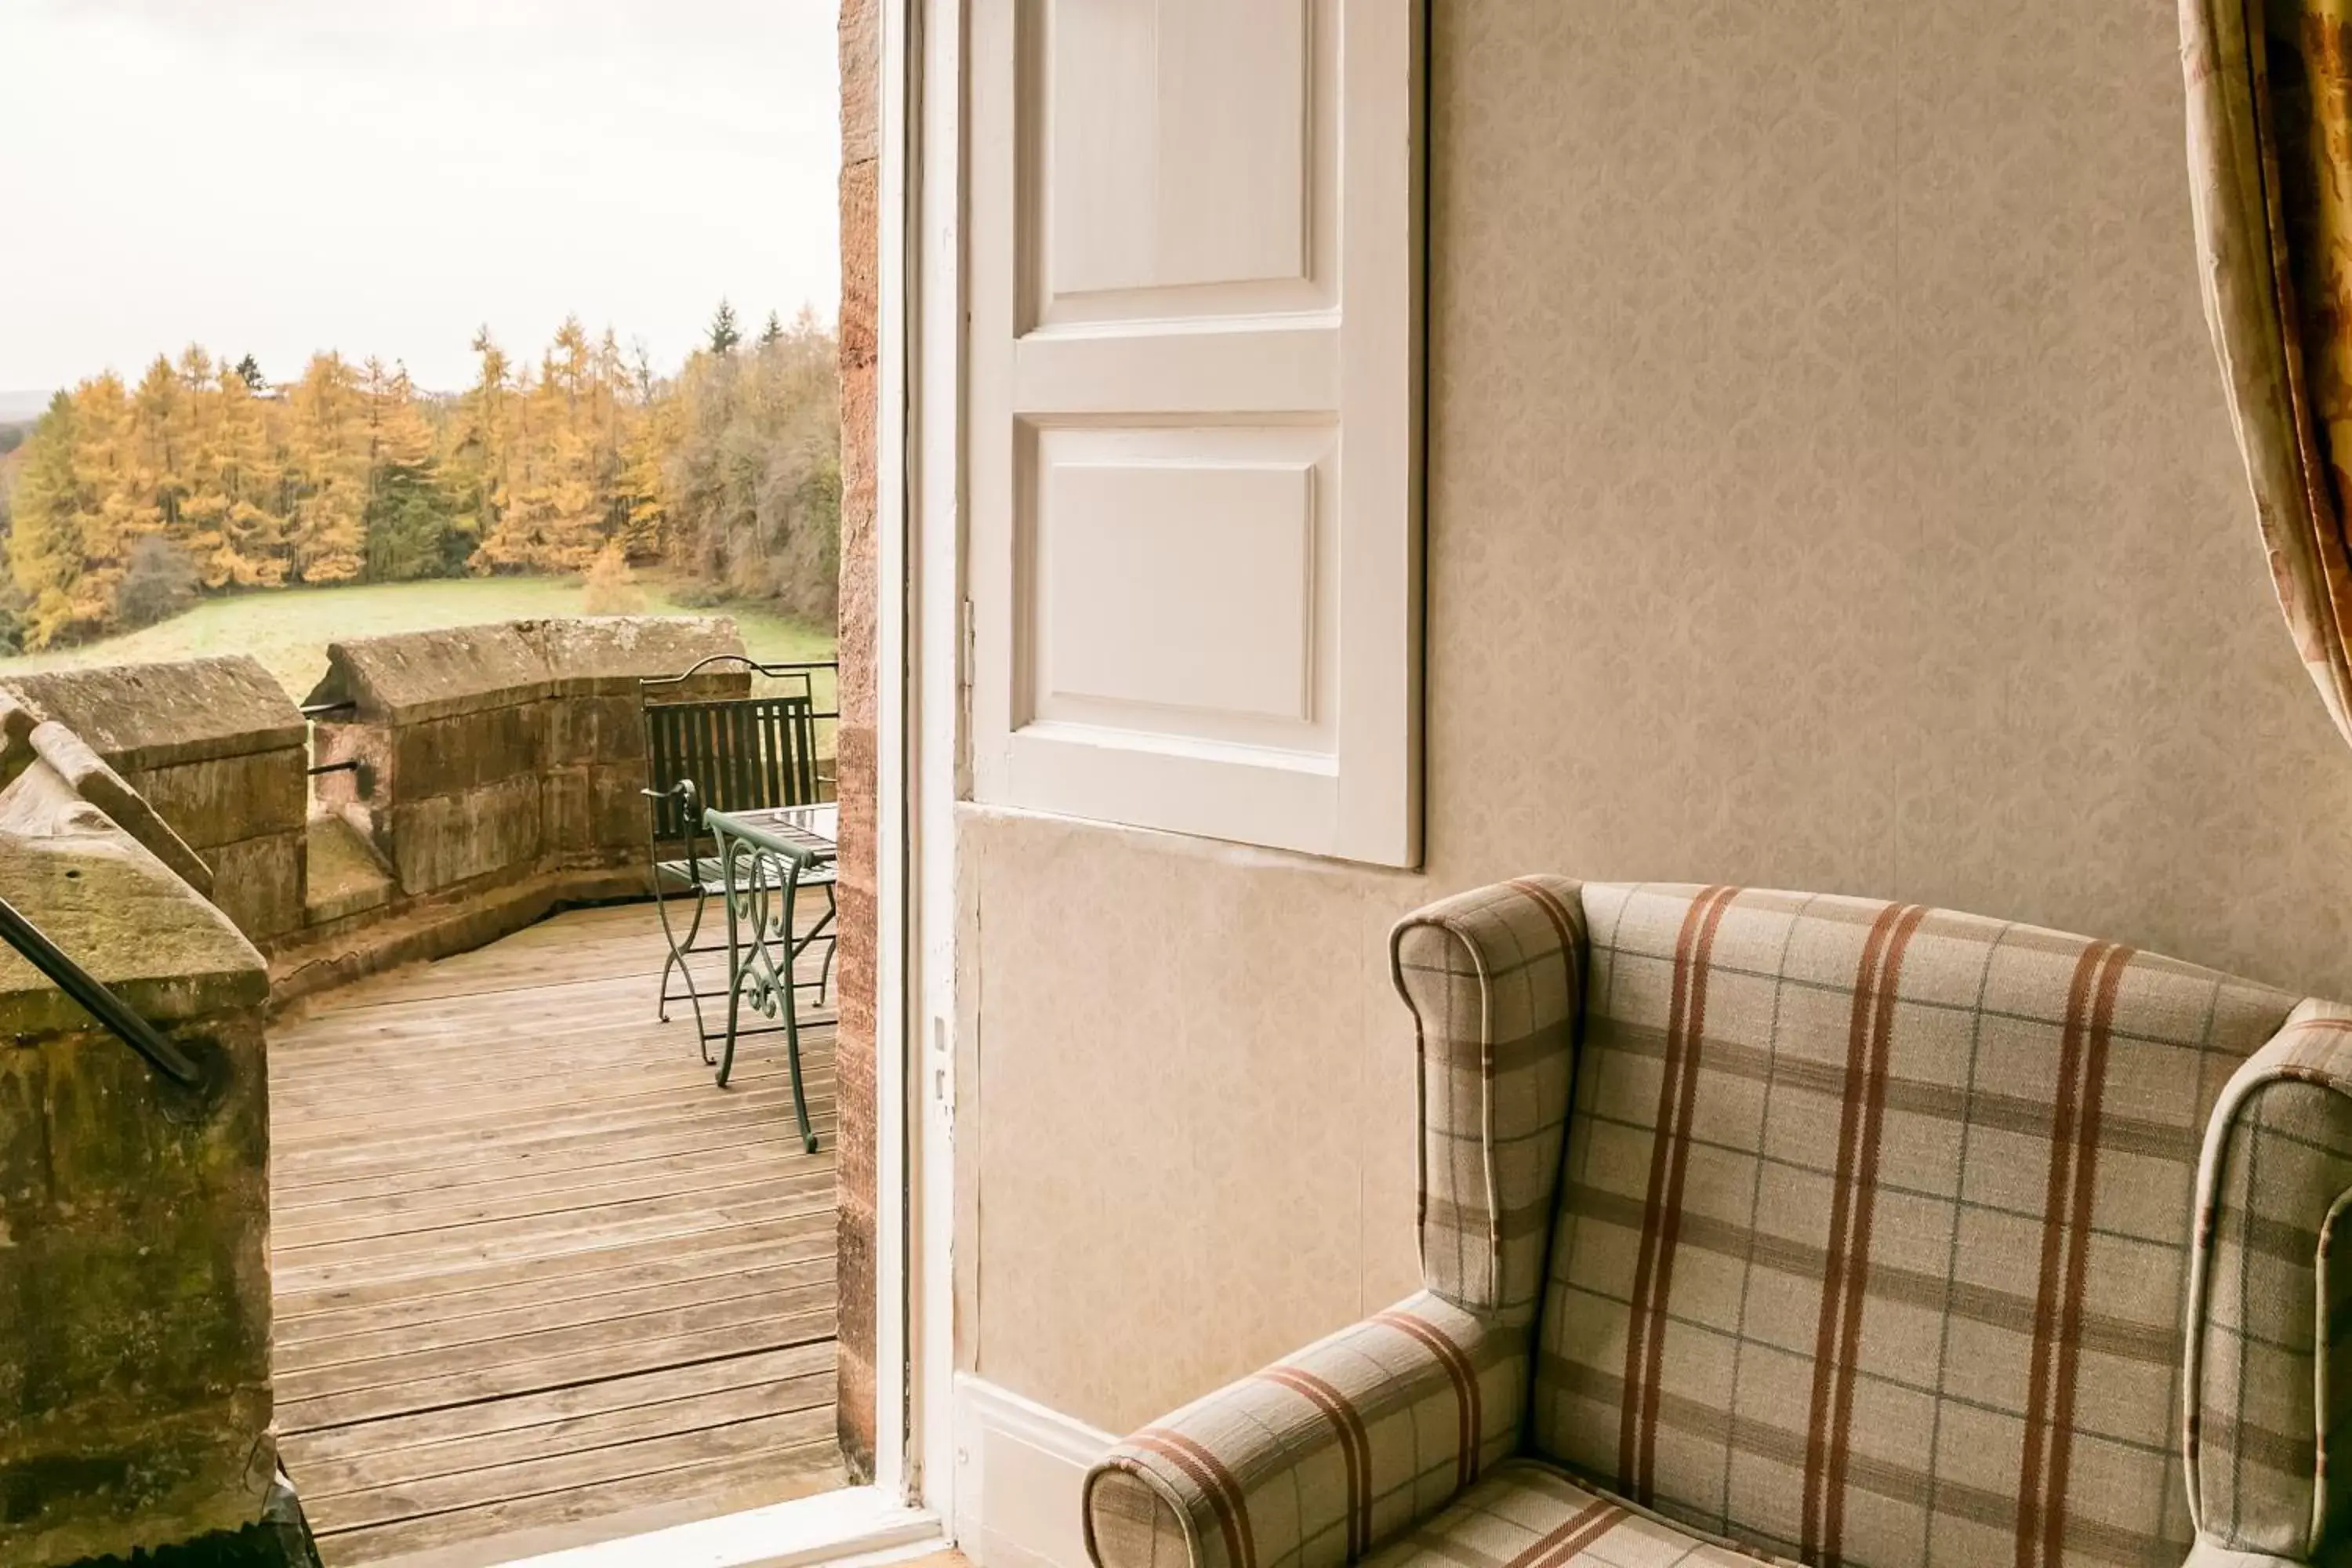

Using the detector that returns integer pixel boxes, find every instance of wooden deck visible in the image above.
[268,901,843,1566]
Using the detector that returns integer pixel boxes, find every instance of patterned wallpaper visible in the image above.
[956,0,2352,1432]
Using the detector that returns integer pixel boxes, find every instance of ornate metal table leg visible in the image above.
[717,837,748,1087]
[777,866,816,1154]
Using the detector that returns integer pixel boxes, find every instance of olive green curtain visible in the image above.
[2183,0,2352,746]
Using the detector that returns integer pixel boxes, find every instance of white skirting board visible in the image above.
[953,1374,1118,1568]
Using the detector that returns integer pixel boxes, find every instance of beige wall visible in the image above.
[956,0,2352,1435]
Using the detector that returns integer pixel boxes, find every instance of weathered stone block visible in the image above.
[590,764,649,853]
[531,616,748,697]
[125,750,307,851]
[24,724,214,901]
[207,832,307,944]
[389,705,542,799]
[303,622,548,726]
[387,775,543,895]
[544,693,644,769]
[4,658,303,775]
[540,768,593,856]
[0,694,37,795]
[302,817,394,927]
[0,764,273,1566]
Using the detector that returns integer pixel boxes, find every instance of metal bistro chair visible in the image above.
[641,655,839,1069]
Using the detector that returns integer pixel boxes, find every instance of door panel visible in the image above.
[971,0,1422,866]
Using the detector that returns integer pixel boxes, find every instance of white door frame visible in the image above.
[876,0,964,1524]
[501,0,959,1559]
[908,0,966,1529]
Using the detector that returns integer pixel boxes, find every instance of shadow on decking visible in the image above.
[266,901,843,1567]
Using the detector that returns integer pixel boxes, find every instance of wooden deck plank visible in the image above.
[272,1086,829,1185]
[273,1162,834,1258]
[274,1186,837,1297]
[322,1443,844,1566]
[272,1064,836,1150]
[271,901,842,1567]
[273,1140,831,1242]
[276,1259,833,1374]
[275,1284,834,1409]
[275,1128,819,1214]
[285,1345,837,1467]
[278,1308,839,1436]
[275,1216,833,1330]
[308,1406,838,1531]
[296,1370,837,1501]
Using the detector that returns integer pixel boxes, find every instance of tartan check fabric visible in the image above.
[2185,1000,2352,1557]
[1536,884,2297,1568]
[1390,875,1587,1323]
[1084,877,2346,1568]
[1084,1293,1528,1568]
[1359,1457,1785,1568]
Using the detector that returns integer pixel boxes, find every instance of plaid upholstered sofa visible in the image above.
[1082,880,2351,1568]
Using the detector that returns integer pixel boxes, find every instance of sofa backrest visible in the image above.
[1531,883,2299,1568]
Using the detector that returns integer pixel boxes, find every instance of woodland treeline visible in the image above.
[0,303,838,649]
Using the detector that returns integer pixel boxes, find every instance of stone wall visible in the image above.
[3,660,307,947]
[303,616,746,902]
[0,750,275,1566]
[0,619,763,1002]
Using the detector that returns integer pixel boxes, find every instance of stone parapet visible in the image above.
[0,758,274,1566]
[302,616,747,903]
[5,659,308,946]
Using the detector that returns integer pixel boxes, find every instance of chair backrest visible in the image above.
[642,691,822,840]
[1532,882,2299,1568]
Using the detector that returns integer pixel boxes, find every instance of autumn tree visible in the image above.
[201,366,290,587]
[4,305,840,647]
[283,354,368,583]
[8,394,94,645]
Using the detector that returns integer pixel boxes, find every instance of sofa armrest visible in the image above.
[1083,1292,1525,1568]
[2187,1003,2352,1560]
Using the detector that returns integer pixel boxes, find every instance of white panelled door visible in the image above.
[967,0,1425,866]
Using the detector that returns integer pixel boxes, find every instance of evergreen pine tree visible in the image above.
[707,299,741,354]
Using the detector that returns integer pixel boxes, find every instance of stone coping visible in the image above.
[304,615,748,725]
[5,655,306,771]
[0,764,267,1029]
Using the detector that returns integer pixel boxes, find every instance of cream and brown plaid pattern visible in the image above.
[2185,1000,2352,1557]
[1535,884,2299,1568]
[1084,1294,1527,1568]
[1359,1458,1784,1568]
[1086,877,2344,1568]
[1390,875,1586,1323]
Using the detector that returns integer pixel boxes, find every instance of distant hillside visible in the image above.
[0,391,56,424]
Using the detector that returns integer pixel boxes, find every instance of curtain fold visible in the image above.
[2183,0,2352,746]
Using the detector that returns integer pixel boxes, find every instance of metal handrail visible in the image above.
[0,894,205,1088]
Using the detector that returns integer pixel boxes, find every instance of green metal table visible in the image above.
[702,801,838,1151]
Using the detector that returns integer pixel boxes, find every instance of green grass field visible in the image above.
[0,577,837,699]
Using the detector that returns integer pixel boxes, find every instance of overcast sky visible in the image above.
[0,0,840,397]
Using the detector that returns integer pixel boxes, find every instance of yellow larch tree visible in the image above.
[282,354,368,583]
